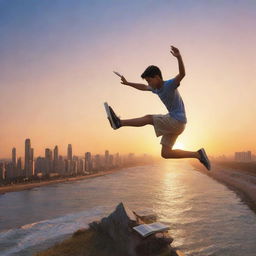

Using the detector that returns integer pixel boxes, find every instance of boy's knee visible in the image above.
[161,152,168,159]
[144,115,153,124]
[161,146,172,159]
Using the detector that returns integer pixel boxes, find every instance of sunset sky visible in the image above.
[0,0,256,158]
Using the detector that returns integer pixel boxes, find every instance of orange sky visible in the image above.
[1,1,256,158]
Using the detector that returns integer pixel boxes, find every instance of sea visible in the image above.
[0,160,256,256]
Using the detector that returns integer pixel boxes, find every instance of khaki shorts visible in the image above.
[152,114,186,148]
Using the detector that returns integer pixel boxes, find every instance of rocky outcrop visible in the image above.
[89,202,182,256]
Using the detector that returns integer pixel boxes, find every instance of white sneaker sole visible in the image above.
[104,102,117,129]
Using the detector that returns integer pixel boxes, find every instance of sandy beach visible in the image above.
[0,167,125,195]
[190,160,256,214]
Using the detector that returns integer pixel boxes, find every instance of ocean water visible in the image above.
[0,160,256,256]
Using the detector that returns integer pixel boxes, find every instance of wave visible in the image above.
[0,205,108,256]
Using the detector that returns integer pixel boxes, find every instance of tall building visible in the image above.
[85,152,92,172]
[58,155,65,175]
[24,139,34,177]
[29,148,34,176]
[5,162,15,179]
[17,157,23,172]
[35,157,45,176]
[30,148,33,161]
[67,144,72,161]
[53,145,59,172]
[45,148,52,174]
[12,147,16,167]
[0,162,6,180]
[24,138,31,177]
[65,159,72,175]
[94,154,101,170]
[54,146,58,160]
[73,160,78,175]
[78,159,84,174]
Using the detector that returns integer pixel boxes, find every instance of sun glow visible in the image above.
[173,141,185,150]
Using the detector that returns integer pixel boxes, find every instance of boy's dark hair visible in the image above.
[141,65,163,80]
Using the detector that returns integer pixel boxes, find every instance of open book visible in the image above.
[133,222,170,237]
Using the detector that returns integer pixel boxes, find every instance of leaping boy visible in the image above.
[104,45,211,170]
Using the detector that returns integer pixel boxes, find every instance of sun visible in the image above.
[173,141,185,150]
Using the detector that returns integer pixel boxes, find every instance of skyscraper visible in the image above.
[0,162,6,180]
[12,147,16,167]
[85,152,92,172]
[30,148,33,160]
[67,144,72,161]
[54,146,59,161]
[58,155,65,175]
[29,148,34,176]
[24,138,31,177]
[17,157,22,172]
[45,148,52,174]
[53,145,59,172]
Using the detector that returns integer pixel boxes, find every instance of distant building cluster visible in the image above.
[0,139,154,183]
[210,150,256,162]
[234,151,252,162]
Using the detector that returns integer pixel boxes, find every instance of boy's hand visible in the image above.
[170,45,181,58]
[120,76,129,85]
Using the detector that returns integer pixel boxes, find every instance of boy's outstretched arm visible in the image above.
[120,75,151,91]
[170,45,185,88]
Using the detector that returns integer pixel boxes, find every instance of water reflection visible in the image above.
[0,161,256,256]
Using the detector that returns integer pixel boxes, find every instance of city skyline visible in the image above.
[1,137,255,162]
[0,137,153,181]
[1,1,256,158]
[2,138,142,160]
[0,138,146,160]
[10,136,255,195]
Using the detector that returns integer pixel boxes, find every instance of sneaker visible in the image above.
[104,102,121,130]
[197,148,211,171]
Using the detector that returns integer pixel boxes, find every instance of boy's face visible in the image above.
[145,75,163,89]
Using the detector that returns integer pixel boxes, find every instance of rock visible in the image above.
[135,231,174,255]
[89,202,177,256]
[89,202,137,238]
[89,202,139,255]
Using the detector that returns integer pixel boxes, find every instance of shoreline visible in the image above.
[0,165,139,195]
[190,160,256,214]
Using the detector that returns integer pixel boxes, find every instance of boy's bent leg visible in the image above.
[160,134,200,159]
[121,115,153,127]
[161,145,199,159]
[161,145,211,170]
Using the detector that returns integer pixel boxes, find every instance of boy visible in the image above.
[104,45,211,170]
